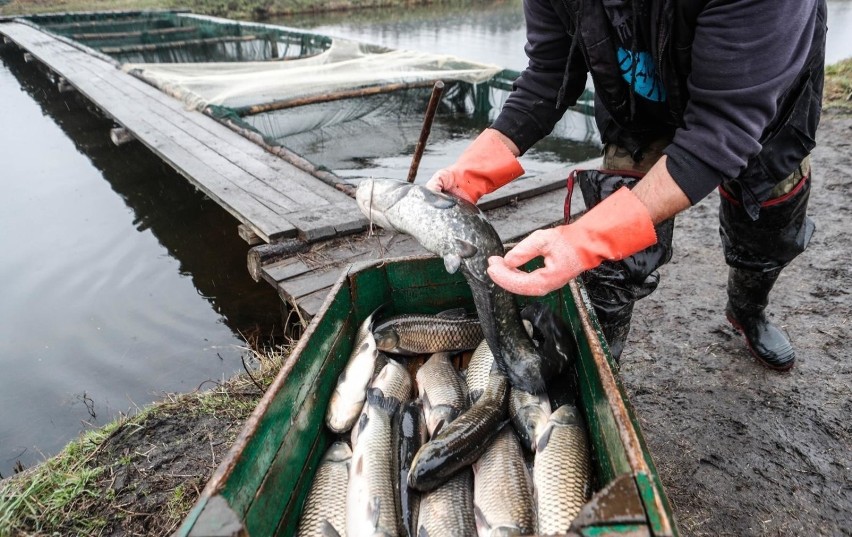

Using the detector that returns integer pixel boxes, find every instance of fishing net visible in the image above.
[23,10,599,185]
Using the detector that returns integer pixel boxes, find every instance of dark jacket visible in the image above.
[492,0,827,218]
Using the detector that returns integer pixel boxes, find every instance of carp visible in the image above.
[355,179,554,394]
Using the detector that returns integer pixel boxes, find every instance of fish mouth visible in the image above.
[355,179,410,230]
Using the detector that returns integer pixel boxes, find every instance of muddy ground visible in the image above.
[620,108,852,536]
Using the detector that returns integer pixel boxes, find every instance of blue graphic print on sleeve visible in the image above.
[617,47,666,102]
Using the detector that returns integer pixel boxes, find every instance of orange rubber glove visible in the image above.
[426,129,525,204]
[487,186,658,296]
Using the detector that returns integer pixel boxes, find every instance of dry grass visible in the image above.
[825,58,852,110]
[0,341,293,537]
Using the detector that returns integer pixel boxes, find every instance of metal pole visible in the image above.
[407,80,445,183]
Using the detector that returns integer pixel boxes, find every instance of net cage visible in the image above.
[23,11,598,186]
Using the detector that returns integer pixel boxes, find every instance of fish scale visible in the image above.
[375,313,484,355]
[533,405,591,535]
[472,426,536,537]
[297,441,351,537]
[465,339,493,403]
[416,352,468,436]
[347,391,400,537]
[417,469,476,537]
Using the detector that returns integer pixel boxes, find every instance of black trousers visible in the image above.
[574,166,815,330]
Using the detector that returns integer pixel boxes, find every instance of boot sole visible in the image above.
[725,312,795,372]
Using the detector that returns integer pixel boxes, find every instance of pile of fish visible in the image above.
[296,309,592,537]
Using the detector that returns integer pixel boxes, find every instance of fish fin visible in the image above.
[454,238,479,259]
[536,422,554,453]
[320,520,341,537]
[432,418,446,436]
[422,188,457,209]
[468,388,484,404]
[418,526,430,537]
[368,496,382,529]
[435,307,467,319]
[443,254,462,274]
[357,411,370,435]
[473,505,491,535]
[367,387,400,415]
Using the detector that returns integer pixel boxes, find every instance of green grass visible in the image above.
[825,58,852,110]
[0,425,118,534]
[0,343,290,537]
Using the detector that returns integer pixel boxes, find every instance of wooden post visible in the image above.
[407,80,445,183]
[268,35,279,59]
[247,239,309,283]
[57,77,74,93]
[237,224,263,246]
[109,127,135,146]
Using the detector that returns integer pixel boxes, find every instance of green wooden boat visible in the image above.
[176,255,678,537]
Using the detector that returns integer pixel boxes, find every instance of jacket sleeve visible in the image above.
[491,0,588,154]
[663,0,820,204]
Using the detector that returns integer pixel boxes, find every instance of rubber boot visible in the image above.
[725,267,795,370]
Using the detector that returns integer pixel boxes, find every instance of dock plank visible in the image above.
[0,22,365,242]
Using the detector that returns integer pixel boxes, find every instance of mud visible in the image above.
[620,109,852,536]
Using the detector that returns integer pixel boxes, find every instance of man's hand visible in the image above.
[425,129,524,204]
[487,186,658,296]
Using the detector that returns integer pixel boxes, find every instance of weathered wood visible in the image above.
[56,76,74,93]
[71,26,198,40]
[237,224,263,246]
[235,80,438,117]
[99,34,257,54]
[40,16,156,31]
[247,239,310,282]
[109,126,134,146]
[0,22,368,243]
[407,80,445,183]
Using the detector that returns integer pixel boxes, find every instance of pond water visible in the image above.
[1,0,849,478]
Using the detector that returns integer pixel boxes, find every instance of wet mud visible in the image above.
[620,109,852,536]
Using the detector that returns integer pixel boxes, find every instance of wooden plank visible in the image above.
[0,22,363,241]
[99,34,258,54]
[32,56,296,241]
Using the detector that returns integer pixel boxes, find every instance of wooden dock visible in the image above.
[0,20,364,244]
[1,16,598,318]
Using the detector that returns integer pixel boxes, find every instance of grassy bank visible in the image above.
[825,58,852,110]
[0,344,289,536]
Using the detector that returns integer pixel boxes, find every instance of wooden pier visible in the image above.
[1,15,598,318]
[0,20,363,244]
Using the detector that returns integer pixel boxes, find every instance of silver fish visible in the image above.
[327,311,385,434]
[416,468,476,537]
[373,309,483,355]
[355,179,551,394]
[352,359,412,448]
[408,371,509,492]
[533,405,591,534]
[416,352,467,437]
[472,427,535,537]
[393,400,428,537]
[347,389,400,537]
[465,339,493,404]
[509,388,551,454]
[297,441,351,537]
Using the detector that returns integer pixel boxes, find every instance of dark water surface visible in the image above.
[0,52,283,477]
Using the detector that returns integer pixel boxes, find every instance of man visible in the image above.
[427,0,826,370]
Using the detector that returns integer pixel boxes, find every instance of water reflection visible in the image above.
[0,50,282,476]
